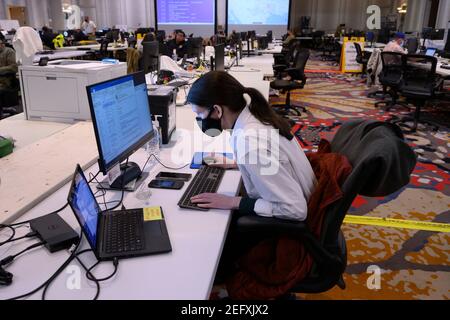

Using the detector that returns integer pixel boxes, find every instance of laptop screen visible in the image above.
[68,166,100,249]
[426,48,436,56]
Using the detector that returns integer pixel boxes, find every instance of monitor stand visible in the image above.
[96,162,149,192]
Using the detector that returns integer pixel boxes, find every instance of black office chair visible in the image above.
[273,39,298,78]
[354,42,369,76]
[312,31,325,50]
[405,38,418,54]
[393,54,443,132]
[322,37,340,62]
[93,39,110,60]
[0,71,20,119]
[270,48,310,117]
[374,51,410,111]
[235,120,416,298]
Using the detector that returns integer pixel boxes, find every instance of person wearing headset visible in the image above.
[188,71,317,222]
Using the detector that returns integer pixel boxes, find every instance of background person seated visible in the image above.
[40,26,56,50]
[166,30,187,60]
[383,32,407,54]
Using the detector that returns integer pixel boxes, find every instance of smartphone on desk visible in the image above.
[148,179,184,190]
[156,172,192,181]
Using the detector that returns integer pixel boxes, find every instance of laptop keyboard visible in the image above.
[178,166,225,211]
[104,210,145,254]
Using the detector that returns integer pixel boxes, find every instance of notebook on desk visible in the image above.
[68,165,172,261]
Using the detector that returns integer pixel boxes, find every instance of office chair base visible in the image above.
[375,100,410,112]
[367,90,386,99]
[273,105,307,117]
[337,276,346,290]
[393,116,439,133]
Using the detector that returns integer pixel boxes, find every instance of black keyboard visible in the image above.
[103,209,144,254]
[178,166,225,211]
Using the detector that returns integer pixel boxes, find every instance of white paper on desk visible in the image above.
[108,163,121,185]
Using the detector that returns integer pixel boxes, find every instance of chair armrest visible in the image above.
[236,216,310,237]
[236,215,344,269]
[273,64,288,72]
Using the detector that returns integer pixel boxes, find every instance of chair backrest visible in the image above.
[379,51,403,84]
[402,54,437,93]
[100,39,109,54]
[406,37,418,54]
[354,42,362,57]
[321,120,416,246]
[293,47,310,73]
[142,40,160,73]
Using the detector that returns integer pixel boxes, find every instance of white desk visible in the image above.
[56,44,128,52]
[0,107,243,300]
[0,113,70,150]
[0,57,275,299]
[33,51,89,63]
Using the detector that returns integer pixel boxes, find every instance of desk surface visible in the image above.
[0,59,274,299]
[57,44,128,52]
[0,122,99,224]
[33,50,89,63]
[0,114,70,150]
[0,111,244,301]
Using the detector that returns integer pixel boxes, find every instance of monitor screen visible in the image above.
[228,0,290,39]
[156,0,215,37]
[68,166,100,249]
[214,44,225,71]
[426,48,436,56]
[87,72,154,174]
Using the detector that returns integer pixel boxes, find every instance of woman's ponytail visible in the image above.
[243,87,294,140]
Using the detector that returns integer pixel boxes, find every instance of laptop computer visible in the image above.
[67,165,172,261]
[425,48,437,57]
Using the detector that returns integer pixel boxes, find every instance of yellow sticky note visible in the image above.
[143,207,163,222]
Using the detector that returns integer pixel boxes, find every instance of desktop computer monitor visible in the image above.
[112,29,120,41]
[214,43,225,71]
[86,72,154,189]
[143,41,160,73]
[422,27,433,40]
[187,37,203,64]
[267,31,273,43]
[445,30,450,52]
[430,29,445,40]
[156,30,166,41]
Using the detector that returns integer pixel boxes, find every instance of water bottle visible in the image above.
[172,49,178,61]
[145,121,161,170]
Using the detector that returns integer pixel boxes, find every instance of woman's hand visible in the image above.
[205,153,238,170]
[190,193,242,210]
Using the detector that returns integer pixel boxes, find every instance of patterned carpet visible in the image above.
[270,54,450,300]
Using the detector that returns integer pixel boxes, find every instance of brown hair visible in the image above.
[187,71,293,140]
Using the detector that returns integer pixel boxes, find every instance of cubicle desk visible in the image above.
[56,44,128,52]
[0,57,276,300]
[0,106,242,300]
[33,50,89,63]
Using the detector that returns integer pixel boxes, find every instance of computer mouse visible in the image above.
[202,157,217,165]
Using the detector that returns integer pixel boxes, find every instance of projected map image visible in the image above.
[228,0,289,25]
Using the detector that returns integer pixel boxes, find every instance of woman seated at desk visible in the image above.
[187,71,317,275]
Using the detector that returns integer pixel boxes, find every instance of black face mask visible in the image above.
[196,108,223,137]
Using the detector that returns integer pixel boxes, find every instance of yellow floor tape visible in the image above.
[343,215,450,233]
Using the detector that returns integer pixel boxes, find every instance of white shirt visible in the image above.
[230,106,317,221]
[81,20,96,34]
[383,40,406,54]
